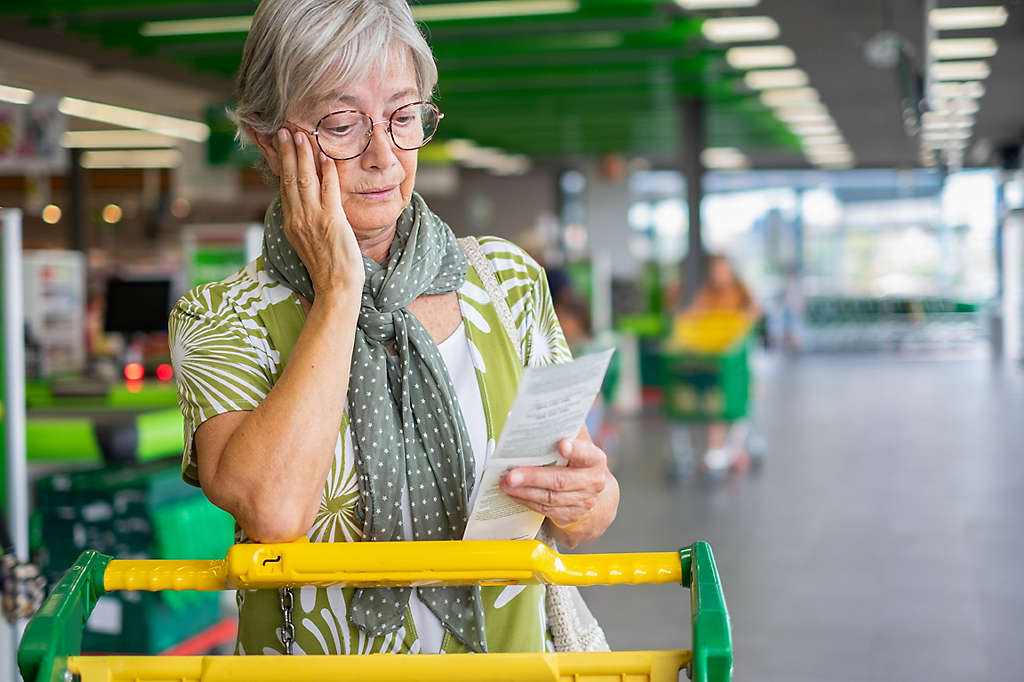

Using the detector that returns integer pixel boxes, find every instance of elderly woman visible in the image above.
[169,0,618,657]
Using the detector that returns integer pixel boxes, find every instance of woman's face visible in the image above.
[271,49,421,240]
[709,258,734,288]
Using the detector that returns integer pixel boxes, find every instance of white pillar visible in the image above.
[1003,210,1023,361]
[2,208,27,682]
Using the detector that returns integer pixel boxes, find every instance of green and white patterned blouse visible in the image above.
[169,236,572,655]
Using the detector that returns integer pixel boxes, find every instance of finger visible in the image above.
[502,465,603,494]
[504,495,589,528]
[292,130,321,210]
[277,128,300,218]
[319,150,344,217]
[558,438,607,468]
[501,485,595,509]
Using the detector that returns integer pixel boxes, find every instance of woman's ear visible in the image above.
[247,124,282,176]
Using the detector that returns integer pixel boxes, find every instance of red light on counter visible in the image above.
[124,362,145,381]
[156,363,174,381]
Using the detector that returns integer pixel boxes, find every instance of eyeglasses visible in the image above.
[291,101,444,161]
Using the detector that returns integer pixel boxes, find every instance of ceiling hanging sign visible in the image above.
[0,94,67,176]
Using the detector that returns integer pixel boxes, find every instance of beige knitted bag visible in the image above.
[459,237,611,653]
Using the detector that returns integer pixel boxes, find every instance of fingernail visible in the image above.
[562,440,574,456]
[506,471,523,487]
[292,130,302,145]
[277,128,288,142]
[319,151,327,163]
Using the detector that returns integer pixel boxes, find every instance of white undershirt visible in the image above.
[400,322,488,653]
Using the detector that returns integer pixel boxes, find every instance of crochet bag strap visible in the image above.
[459,236,524,364]
[459,236,610,653]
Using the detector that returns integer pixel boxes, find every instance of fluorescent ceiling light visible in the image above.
[140,15,251,36]
[412,0,578,21]
[0,83,35,105]
[804,143,851,154]
[676,0,759,9]
[790,122,839,136]
[929,6,1007,30]
[921,132,973,144]
[815,160,855,169]
[61,130,178,149]
[140,0,579,33]
[702,16,779,43]
[931,81,986,99]
[931,60,991,81]
[930,38,998,60]
[800,133,844,146]
[726,45,796,69]
[760,87,819,107]
[58,97,209,142]
[80,149,183,169]
[745,68,808,90]
[701,147,750,170]
[933,98,980,115]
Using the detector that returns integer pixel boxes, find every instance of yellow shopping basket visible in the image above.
[19,539,732,682]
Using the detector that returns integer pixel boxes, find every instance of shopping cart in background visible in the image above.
[661,311,765,478]
[19,539,732,682]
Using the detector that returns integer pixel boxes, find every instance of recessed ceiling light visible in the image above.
[929,6,1007,31]
[805,143,851,155]
[931,81,986,99]
[412,0,579,21]
[58,97,209,142]
[726,46,796,69]
[81,149,184,169]
[0,83,35,105]
[702,16,780,43]
[760,87,820,107]
[701,147,751,170]
[61,130,179,149]
[745,68,808,90]
[791,122,840,136]
[800,133,845,146]
[140,15,251,36]
[931,60,991,81]
[930,38,998,60]
[676,0,759,8]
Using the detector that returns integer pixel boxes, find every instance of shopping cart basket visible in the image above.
[661,311,761,475]
[18,539,732,682]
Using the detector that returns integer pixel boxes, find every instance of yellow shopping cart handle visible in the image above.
[19,540,732,682]
[103,539,683,591]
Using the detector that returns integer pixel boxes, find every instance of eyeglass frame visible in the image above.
[288,100,444,161]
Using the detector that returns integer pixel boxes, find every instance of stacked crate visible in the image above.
[34,459,235,653]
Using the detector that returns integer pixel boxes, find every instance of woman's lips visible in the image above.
[356,186,398,200]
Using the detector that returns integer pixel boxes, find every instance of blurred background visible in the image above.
[1,1,1023,680]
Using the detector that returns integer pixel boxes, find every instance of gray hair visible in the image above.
[230,0,438,146]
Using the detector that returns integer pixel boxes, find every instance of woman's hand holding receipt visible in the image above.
[460,349,618,548]
[500,433,619,547]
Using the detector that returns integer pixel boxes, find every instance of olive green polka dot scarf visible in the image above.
[262,192,487,652]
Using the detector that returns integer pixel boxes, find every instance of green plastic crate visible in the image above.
[82,589,221,654]
[35,460,235,653]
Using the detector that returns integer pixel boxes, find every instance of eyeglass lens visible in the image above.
[316,102,440,160]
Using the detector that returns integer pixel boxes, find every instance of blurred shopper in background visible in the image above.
[168,0,618,658]
[686,254,761,321]
[679,254,761,471]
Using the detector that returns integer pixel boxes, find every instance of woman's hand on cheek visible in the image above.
[498,438,612,532]
[276,128,364,300]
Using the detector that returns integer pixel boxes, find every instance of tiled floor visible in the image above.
[579,353,1024,682]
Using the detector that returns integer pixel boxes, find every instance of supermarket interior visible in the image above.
[1,1,1023,681]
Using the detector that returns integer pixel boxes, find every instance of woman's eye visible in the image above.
[392,114,416,126]
[325,125,355,136]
